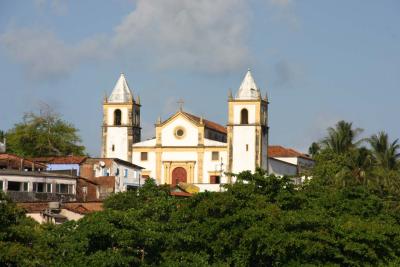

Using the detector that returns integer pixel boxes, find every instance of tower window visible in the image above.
[141,152,148,161]
[246,144,249,151]
[114,109,122,125]
[240,108,248,124]
[112,145,115,152]
[212,151,219,161]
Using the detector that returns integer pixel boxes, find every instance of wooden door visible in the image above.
[171,167,187,186]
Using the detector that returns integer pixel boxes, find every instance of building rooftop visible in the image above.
[0,169,78,179]
[183,112,227,134]
[236,69,261,100]
[30,156,88,165]
[0,153,47,169]
[268,145,312,160]
[108,73,134,103]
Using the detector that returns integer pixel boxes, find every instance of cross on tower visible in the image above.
[177,98,184,111]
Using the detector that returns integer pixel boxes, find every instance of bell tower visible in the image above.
[227,69,269,178]
[101,73,141,162]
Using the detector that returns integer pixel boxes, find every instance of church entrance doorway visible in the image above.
[172,167,187,186]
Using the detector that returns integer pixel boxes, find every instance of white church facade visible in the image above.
[101,70,308,191]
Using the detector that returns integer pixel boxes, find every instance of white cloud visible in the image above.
[0,28,107,81]
[111,0,250,72]
[1,0,252,81]
[2,0,302,82]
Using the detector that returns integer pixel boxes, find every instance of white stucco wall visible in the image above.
[106,127,128,161]
[274,157,298,165]
[161,117,199,147]
[202,150,228,183]
[268,159,298,177]
[133,151,156,179]
[232,126,256,174]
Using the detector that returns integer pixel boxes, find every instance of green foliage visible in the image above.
[5,105,85,157]
[321,120,363,154]
[1,153,400,265]
[369,131,400,171]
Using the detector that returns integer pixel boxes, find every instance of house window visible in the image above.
[246,144,249,151]
[7,181,28,192]
[174,126,186,139]
[33,182,45,193]
[56,184,74,194]
[141,152,148,161]
[210,175,220,184]
[212,151,219,161]
[240,108,248,124]
[47,183,52,193]
[112,145,115,152]
[0,180,2,191]
[124,169,128,178]
[114,109,122,125]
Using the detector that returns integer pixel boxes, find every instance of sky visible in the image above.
[0,0,399,156]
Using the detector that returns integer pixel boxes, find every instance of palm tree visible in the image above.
[308,142,320,158]
[335,147,373,187]
[368,132,400,170]
[321,120,363,154]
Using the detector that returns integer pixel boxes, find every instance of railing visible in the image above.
[6,191,76,202]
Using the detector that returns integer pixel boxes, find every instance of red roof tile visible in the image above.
[0,153,47,169]
[268,145,311,159]
[183,112,227,134]
[30,156,87,164]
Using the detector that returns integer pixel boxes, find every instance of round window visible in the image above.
[174,127,185,139]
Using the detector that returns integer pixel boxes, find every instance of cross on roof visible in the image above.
[177,99,184,111]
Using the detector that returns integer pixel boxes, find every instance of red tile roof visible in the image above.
[170,191,193,197]
[30,156,87,164]
[183,112,227,134]
[18,202,103,214]
[268,145,311,159]
[0,153,47,169]
[63,202,103,214]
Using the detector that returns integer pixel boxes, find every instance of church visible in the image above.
[101,70,305,191]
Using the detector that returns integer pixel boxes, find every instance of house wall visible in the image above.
[202,149,228,184]
[76,179,99,202]
[231,126,256,173]
[268,159,298,177]
[106,127,129,161]
[161,117,199,147]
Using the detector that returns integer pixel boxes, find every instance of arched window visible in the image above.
[114,109,122,125]
[240,108,248,124]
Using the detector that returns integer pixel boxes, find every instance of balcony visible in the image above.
[6,191,76,202]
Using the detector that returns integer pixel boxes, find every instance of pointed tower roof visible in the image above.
[108,73,133,103]
[236,68,261,100]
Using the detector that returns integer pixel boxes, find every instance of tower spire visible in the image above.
[235,69,261,100]
[108,73,133,103]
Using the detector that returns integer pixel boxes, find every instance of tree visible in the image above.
[308,142,320,157]
[369,131,400,171]
[5,104,85,157]
[321,120,363,154]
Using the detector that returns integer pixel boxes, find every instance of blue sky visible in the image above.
[1,0,399,156]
